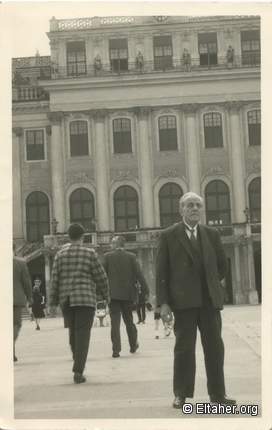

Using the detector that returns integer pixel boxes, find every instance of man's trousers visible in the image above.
[109,299,137,353]
[173,297,225,399]
[62,301,95,374]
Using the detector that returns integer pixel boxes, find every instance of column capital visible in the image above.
[12,127,23,137]
[134,106,150,119]
[46,125,52,135]
[89,109,107,122]
[225,101,243,114]
[47,112,63,124]
[181,104,198,117]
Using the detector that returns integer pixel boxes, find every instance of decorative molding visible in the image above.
[203,105,223,113]
[93,36,101,47]
[205,166,225,176]
[225,101,243,114]
[12,104,49,112]
[161,167,179,177]
[181,104,198,117]
[47,112,63,124]
[134,107,150,119]
[250,163,261,173]
[89,109,107,122]
[224,27,234,39]
[70,172,91,183]
[12,127,23,137]
[153,16,169,22]
[46,125,52,135]
[181,30,190,41]
[115,170,134,180]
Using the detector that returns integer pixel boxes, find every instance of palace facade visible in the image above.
[12,15,261,305]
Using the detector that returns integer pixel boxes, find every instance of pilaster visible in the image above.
[12,127,23,240]
[234,242,246,304]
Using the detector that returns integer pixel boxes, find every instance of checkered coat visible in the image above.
[50,243,109,309]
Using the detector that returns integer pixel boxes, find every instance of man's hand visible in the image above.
[27,298,33,307]
[160,303,173,324]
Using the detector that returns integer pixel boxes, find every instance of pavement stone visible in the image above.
[9,304,266,427]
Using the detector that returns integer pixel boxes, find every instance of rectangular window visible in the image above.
[109,39,128,72]
[67,41,86,76]
[204,113,223,148]
[26,130,45,161]
[248,110,261,146]
[70,121,89,156]
[153,36,173,70]
[113,119,132,153]
[198,33,218,66]
[241,30,260,65]
[159,116,178,150]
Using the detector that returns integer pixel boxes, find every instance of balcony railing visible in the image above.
[12,86,49,102]
[49,55,260,80]
[12,56,51,68]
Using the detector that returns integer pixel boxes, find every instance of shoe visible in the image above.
[73,372,86,384]
[155,335,159,339]
[36,326,40,330]
[136,321,141,324]
[14,356,18,362]
[142,321,145,324]
[173,396,185,409]
[130,341,139,353]
[112,352,120,358]
[210,394,236,405]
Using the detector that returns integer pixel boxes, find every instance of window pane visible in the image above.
[207,195,217,210]
[219,213,230,224]
[154,46,163,56]
[249,178,261,191]
[127,218,138,229]
[161,215,172,228]
[38,206,49,222]
[160,184,171,196]
[167,116,176,128]
[159,116,168,129]
[163,46,172,56]
[81,188,92,200]
[161,198,171,214]
[206,181,217,193]
[72,203,82,219]
[28,206,38,222]
[40,223,50,237]
[216,181,228,192]
[127,201,137,216]
[250,193,261,208]
[116,219,126,231]
[125,186,137,198]
[218,195,229,210]
[113,119,122,132]
[28,224,38,242]
[83,202,93,218]
[115,201,126,216]
[115,187,125,198]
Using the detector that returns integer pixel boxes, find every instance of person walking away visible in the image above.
[104,236,149,358]
[49,223,109,384]
[31,281,45,330]
[13,242,33,362]
[156,192,236,409]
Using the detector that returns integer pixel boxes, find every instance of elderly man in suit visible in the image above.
[156,192,236,408]
[13,242,33,362]
[104,236,149,358]
[49,223,109,384]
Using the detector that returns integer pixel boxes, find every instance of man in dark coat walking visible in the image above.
[13,242,33,362]
[156,192,236,408]
[104,236,149,358]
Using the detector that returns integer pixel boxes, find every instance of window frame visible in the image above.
[198,33,218,67]
[248,177,261,222]
[203,112,224,148]
[25,191,50,242]
[69,120,89,157]
[109,39,129,72]
[114,185,139,231]
[247,110,261,146]
[241,30,260,66]
[112,117,133,154]
[158,115,178,151]
[159,182,183,228]
[153,35,173,70]
[205,180,231,225]
[69,188,95,230]
[25,128,46,162]
[66,41,87,76]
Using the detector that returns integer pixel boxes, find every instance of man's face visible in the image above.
[179,195,204,227]
[110,238,118,250]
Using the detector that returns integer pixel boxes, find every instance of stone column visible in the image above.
[247,237,258,304]
[12,127,23,240]
[135,107,155,228]
[226,102,246,222]
[47,112,66,233]
[181,104,200,194]
[242,241,250,292]
[137,249,143,267]
[90,109,110,231]
[44,253,51,307]
[234,242,246,304]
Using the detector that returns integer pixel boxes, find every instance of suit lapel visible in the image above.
[198,225,210,268]
[176,223,194,261]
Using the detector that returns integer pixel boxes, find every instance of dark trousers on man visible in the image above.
[62,300,95,374]
[136,296,146,322]
[109,299,137,353]
[173,296,225,399]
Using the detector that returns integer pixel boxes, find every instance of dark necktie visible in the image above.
[186,227,197,249]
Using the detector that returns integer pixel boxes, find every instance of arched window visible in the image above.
[158,115,178,150]
[205,180,231,224]
[70,121,89,156]
[204,113,223,148]
[249,177,261,221]
[159,183,183,228]
[248,110,261,146]
[114,186,139,231]
[113,118,132,153]
[70,188,95,230]
[26,191,50,242]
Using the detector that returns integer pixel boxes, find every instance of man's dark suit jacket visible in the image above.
[13,256,32,306]
[104,249,149,303]
[156,222,228,310]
